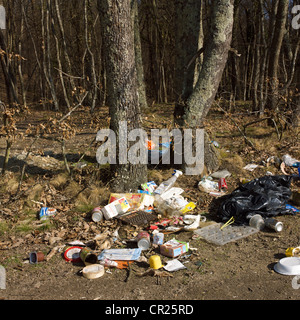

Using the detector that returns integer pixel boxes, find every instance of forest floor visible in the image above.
[0,103,299,305]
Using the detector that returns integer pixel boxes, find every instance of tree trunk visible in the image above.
[98,0,147,192]
[174,0,234,175]
[173,0,201,111]
[267,0,289,111]
[292,57,300,128]
[175,0,234,129]
[131,0,148,109]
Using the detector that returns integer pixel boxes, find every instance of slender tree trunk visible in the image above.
[230,1,241,102]
[267,0,289,111]
[131,0,148,109]
[98,0,147,192]
[54,0,77,104]
[258,0,268,116]
[252,2,260,112]
[51,9,71,111]
[41,0,59,111]
[0,29,19,106]
[84,0,98,112]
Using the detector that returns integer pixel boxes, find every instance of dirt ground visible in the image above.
[0,105,299,303]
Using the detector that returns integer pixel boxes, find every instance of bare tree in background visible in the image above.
[98,0,147,192]
[174,0,234,174]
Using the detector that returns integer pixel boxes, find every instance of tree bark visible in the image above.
[173,0,201,110]
[98,0,147,192]
[173,0,234,175]
[174,0,234,129]
[131,0,148,109]
[267,0,289,111]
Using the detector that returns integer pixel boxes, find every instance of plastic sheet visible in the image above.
[217,175,295,224]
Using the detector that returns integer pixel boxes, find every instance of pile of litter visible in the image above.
[2,153,299,286]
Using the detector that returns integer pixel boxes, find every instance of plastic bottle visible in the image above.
[154,170,183,206]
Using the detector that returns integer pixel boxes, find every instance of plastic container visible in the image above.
[249,214,265,230]
[286,247,300,257]
[137,231,151,250]
[154,170,183,205]
[153,232,164,245]
[63,246,82,263]
[149,255,164,269]
[274,257,300,275]
[29,251,45,264]
[193,223,259,246]
[82,264,105,279]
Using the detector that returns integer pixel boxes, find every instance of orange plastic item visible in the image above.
[146,140,156,150]
[115,261,133,269]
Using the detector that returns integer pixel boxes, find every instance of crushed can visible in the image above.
[39,207,57,220]
[218,178,228,191]
[80,247,98,266]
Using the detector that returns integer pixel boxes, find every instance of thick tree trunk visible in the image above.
[98,0,147,192]
[174,0,234,175]
[175,0,234,129]
[173,0,201,106]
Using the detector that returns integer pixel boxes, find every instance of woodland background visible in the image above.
[0,0,299,120]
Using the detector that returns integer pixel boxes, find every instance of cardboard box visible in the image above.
[160,239,189,258]
[109,193,154,210]
[102,197,130,220]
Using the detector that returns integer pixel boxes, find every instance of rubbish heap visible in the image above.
[31,153,300,280]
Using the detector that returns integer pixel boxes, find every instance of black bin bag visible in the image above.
[217,175,295,224]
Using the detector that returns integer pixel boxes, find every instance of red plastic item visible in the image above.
[63,246,82,263]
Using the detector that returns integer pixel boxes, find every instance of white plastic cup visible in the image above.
[249,214,265,230]
[153,232,164,245]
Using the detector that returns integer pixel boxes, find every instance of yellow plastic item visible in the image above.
[220,216,235,230]
[286,247,300,257]
[181,202,196,214]
[149,255,164,270]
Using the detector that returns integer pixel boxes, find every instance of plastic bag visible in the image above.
[217,175,295,224]
[282,154,300,167]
